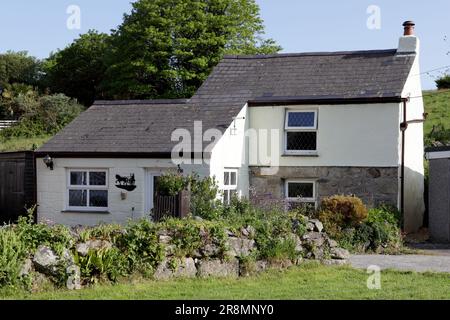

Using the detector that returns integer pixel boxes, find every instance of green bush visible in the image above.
[117,219,164,274]
[74,247,128,283]
[156,172,187,196]
[0,93,84,139]
[319,195,368,228]
[15,211,74,255]
[436,74,450,90]
[0,227,28,287]
[162,218,228,258]
[320,200,403,253]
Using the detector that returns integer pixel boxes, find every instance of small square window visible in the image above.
[70,172,87,186]
[287,182,314,199]
[89,172,106,186]
[89,190,108,207]
[69,190,87,207]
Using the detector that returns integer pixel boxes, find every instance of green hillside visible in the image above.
[423,89,450,146]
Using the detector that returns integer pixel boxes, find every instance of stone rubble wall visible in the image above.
[250,166,399,208]
[22,218,349,290]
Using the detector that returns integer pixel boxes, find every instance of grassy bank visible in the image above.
[1,263,449,300]
[423,89,450,140]
[0,135,51,152]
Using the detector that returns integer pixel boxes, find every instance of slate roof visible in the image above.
[37,49,415,155]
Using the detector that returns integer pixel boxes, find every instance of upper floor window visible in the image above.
[67,169,108,211]
[223,169,238,205]
[284,110,318,154]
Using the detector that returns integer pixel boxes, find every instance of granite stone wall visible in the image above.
[249,166,399,208]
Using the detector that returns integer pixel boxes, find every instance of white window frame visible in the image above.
[222,168,238,205]
[66,169,109,212]
[284,109,318,155]
[285,180,317,208]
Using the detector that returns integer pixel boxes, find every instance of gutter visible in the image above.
[248,96,405,107]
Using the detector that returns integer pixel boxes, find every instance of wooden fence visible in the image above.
[152,189,190,222]
[0,151,35,224]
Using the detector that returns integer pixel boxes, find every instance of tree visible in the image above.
[436,74,450,90]
[44,30,110,106]
[100,0,281,99]
[0,51,42,88]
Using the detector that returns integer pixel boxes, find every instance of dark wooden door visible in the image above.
[0,152,35,224]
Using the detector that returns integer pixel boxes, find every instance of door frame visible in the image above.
[144,170,162,214]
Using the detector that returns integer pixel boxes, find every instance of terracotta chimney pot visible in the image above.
[403,21,415,36]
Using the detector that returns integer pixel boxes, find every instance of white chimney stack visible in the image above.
[397,21,419,54]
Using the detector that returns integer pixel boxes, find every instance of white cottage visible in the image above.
[35,21,425,232]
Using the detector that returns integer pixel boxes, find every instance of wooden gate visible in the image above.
[152,189,190,222]
[0,152,35,224]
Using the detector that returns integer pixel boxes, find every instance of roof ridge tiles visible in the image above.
[223,49,399,60]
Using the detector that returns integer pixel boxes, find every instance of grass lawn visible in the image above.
[0,135,51,152]
[423,89,450,137]
[1,263,449,300]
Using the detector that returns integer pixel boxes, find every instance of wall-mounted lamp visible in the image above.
[43,155,54,170]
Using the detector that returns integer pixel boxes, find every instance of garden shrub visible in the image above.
[0,227,28,287]
[319,195,368,228]
[156,172,222,219]
[116,219,164,275]
[78,223,123,244]
[161,218,228,258]
[319,198,403,253]
[14,209,74,255]
[74,247,128,283]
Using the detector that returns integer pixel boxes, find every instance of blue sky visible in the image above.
[1,0,449,89]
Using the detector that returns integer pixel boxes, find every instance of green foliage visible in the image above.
[78,224,123,244]
[423,90,450,146]
[101,0,281,99]
[319,195,368,229]
[436,74,450,90]
[44,31,111,106]
[425,123,450,146]
[14,211,74,255]
[0,51,42,88]
[367,206,401,227]
[156,172,188,196]
[162,218,228,258]
[117,219,165,274]
[74,247,128,283]
[0,93,84,139]
[188,174,221,219]
[155,172,221,219]
[320,201,403,254]
[0,227,28,287]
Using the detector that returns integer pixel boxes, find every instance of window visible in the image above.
[285,180,317,210]
[67,169,108,211]
[222,169,238,205]
[284,110,318,154]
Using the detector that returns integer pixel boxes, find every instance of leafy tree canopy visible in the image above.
[435,74,450,90]
[0,51,43,88]
[100,0,281,100]
[44,30,111,106]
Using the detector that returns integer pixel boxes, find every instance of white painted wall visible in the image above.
[248,103,401,167]
[400,36,425,233]
[209,105,249,198]
[36,158,209,226]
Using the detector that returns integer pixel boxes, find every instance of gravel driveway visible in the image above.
[349,254,450,273]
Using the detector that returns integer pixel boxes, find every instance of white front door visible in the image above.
[144,170,161,214]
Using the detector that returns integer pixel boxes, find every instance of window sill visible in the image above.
[62,210,110,214]
[282,153,319,157]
